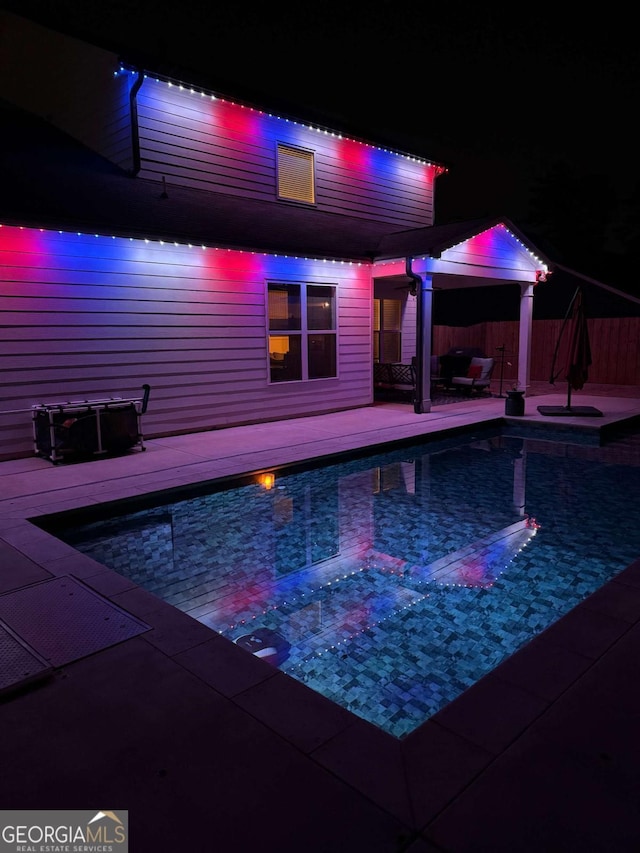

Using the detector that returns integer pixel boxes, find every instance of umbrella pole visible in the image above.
[566,381,572,409]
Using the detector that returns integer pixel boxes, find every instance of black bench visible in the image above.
[374,363,416,398]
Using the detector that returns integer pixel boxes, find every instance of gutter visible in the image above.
[405,257,425,414]
[128,68,145,176]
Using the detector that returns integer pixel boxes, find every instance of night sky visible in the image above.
[5,2,640,283]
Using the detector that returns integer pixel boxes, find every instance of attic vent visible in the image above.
[277,143,315,204]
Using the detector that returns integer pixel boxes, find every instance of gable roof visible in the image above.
[375,217,551,264]
[0,97,551,271]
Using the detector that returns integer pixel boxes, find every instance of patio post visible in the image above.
[408,263,433,414]
[518,280,535,392]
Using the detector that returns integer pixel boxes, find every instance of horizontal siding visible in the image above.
[0,227,373,459]
[438,227,545,277]
[135,79,435,228]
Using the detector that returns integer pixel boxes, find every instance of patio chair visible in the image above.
[449,357,494,395]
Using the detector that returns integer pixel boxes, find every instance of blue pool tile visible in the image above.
[48,428,640,737]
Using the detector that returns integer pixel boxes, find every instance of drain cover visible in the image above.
[0,576,150,668]
[0,619,52,695]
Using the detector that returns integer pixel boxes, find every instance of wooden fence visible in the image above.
[433,317,640,387]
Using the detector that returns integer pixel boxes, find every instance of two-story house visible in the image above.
[0,12,552,460]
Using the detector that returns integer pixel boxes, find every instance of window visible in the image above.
[274,483,339,574]
[268,283,336,382]
[277,143,315,204]
[373,299,401,362]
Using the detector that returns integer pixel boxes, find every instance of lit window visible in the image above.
[277,143,315,204]
[268,283,336,382]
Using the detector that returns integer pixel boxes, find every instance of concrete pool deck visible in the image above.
[1,383,640,851]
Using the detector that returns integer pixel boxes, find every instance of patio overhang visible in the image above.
[372,219,554,410]
[372,218,552,286]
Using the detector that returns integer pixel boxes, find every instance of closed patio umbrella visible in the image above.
[538,285,603,417]
[562,286,591,397]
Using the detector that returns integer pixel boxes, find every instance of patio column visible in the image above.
[518,281,535,393]
[513,450,526,516]
[414,271,434,414]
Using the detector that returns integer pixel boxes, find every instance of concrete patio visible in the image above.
[1,383,640,851]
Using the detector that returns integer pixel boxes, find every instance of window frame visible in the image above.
[276,142,316,205]
[267,281,338,384]
[373,298,402,363]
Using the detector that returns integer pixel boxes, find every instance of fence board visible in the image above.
[432,318,640,385]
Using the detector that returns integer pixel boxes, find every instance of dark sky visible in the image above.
[6,2,640,248]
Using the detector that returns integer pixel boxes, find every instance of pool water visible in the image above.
[48,427,640,738]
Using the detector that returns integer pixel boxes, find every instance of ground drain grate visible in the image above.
[0,619,52,695]
[0,575,150,670]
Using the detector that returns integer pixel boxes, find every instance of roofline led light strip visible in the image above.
[0,225,367,266]
[115,64,447,174]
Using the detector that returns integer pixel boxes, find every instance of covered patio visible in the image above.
[373,217,552,413]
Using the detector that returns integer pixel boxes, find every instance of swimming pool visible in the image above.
[44,426,640,738]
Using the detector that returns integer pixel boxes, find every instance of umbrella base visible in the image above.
[537,405,603,417]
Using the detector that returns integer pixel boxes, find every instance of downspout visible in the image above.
[128,68,145,176]
[406,257,424,414]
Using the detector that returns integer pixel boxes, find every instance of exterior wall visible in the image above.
[134,76,437,227]
[0,12,134,172]
[401,298,418,363]
[0,225,373,460]
[0,9,438,221]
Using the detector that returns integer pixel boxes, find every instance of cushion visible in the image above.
[471,357,494,379]
[467,364,483,379]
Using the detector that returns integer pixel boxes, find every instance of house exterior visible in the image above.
[0,12,552,461]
